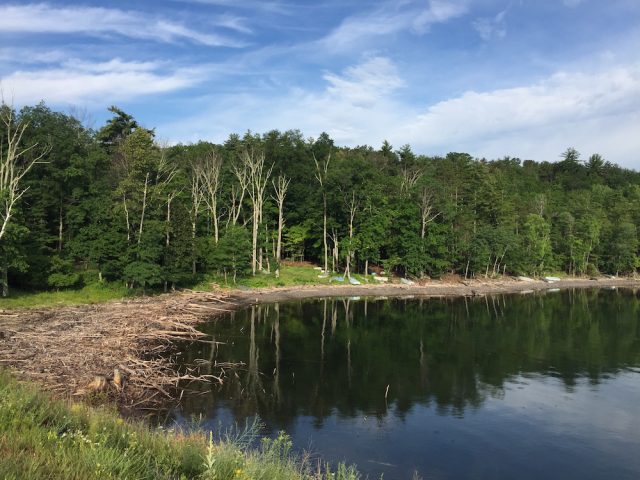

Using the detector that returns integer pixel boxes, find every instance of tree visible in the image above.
[198,149,222,243]
[522,213,552,275]
[236,149,273,275]
[272,175,290,266]
[314,152,331,273]
[0,105,48,243]
[607,221,638,275]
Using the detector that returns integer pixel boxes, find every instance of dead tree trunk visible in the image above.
[137,172,150,247]
[190,163,205,276]
[122,193,131,243]
[420,188,440,239]
[229,167,248,227]
[201,150,222,243]
[314,153,331,273]
[237,149,273,275]
[272,175,290,264]
[344,192,358,278]
[0,105,49,244]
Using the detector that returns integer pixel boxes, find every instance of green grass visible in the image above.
[0,282,132,310]
[0,265,373,310]
[0,372,362,480]
[194,265,371,291]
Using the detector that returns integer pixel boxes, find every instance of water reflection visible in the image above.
[178,289,639,425]
[172,288,640,479]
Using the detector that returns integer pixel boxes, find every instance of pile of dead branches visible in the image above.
[0,291,243,411]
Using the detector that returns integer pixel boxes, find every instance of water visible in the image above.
[170,289,640,479]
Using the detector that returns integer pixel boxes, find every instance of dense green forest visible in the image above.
[1,102,639,296]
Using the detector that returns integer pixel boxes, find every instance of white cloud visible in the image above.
[172,0,291,14]
[0,3,245,47]
[413,0,469,34]
[158,58,640,168]
[322,0,468,51]
[158,56,407,146]
[472,9,507,41]
[1,59,204,105]
[324,57,404,107]
[401,65,640,153]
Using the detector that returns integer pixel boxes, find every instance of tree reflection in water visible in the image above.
[175,288,640,431]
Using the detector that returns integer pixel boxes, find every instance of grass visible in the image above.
[0,265,373,310]
[0,282,132,310]
[0,372,363,480]
[194,265,371,291]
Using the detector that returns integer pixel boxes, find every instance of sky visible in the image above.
[1,0,639,167]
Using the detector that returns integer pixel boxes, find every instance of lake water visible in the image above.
[170,289,640,479]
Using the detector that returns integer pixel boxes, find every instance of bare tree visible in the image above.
[314,153,331,272]
[0,106,49,243]
[163,189,179,290]
[344,192,359,278]
[137,173,150,246]
[238,149,273,275]
[229,162,249,226]
[400,167,422,195]
[199,149,222,243]
[271,175,290,265]
[137,146,176,247]
[190,162,205,275]
[420,188,440,239]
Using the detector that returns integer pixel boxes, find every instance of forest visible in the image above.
[1,102,639,296]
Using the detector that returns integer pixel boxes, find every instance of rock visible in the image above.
[400,278,415,285]
[543,276,561,283]
[516,276,535,282]
[373,276,389,282]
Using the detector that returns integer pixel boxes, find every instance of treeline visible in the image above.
[1,102,639,295]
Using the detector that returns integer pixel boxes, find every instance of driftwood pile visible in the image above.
[0,291,242,411]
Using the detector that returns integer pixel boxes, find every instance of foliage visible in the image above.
[1,102,640,298]
[0,372,363,479]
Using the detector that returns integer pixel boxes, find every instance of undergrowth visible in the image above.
[0,372,363,479]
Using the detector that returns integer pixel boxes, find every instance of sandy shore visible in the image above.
[1,276,638,410]
[226,276,640,306]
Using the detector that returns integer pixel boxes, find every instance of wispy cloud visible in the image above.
[1,59,205,105]
[0,3,246,47]
[413,0,469,34]
[172,0,291,14]
[158,58,640,167]
[472,9,508,41]
[324,56,404,107]
[402,64,640,148]
[322,0,468,51]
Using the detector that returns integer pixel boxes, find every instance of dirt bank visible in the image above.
[1,276,638,410]
[226,276,640,306]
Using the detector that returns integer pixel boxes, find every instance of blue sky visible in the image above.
[1,0,639,167]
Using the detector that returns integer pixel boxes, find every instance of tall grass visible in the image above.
[0,373,363,479]
[0,282,131,310]
[0,265,372,310]
[194,265,369,290]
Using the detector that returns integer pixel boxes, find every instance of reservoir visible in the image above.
[171,288,640,479]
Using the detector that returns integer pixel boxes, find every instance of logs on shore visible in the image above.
[0,291,245,410]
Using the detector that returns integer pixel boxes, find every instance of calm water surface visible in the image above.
[171,289,640,479]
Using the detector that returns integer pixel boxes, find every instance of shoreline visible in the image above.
[225,276,640,306]
[1,276,638,410]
